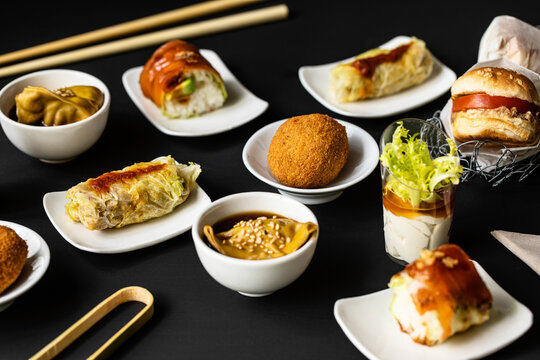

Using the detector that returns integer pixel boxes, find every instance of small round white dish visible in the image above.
[298,36,456,118]
[334,261,533,360]
[122,49,268,137]
[0,220,50,311]
[0,69,110,163]
[192,192,318,297]
[242,119,379,204]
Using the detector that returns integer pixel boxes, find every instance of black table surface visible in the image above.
[0,1,538,359]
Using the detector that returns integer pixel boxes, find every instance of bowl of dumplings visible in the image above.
[192,192,319,297]
[0,69,110,163]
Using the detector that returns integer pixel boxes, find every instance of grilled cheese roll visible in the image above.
[330,37,433,102]
[388,244,492,346]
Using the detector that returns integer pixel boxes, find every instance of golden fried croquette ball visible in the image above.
[267,114,349,188]
[0,225,28,295]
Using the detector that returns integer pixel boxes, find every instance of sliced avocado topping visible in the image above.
[165,78,195,102]
[177,78,195,95]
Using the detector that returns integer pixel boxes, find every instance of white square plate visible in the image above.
[122,49,268,136]
[334,261,533,360]
[298,36,456,118]
[43,185,211,254]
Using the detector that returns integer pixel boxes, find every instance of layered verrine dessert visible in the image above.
[379,120,462,264]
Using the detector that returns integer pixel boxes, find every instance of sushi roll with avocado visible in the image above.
[140,40,227,118]
[388,244,492,346]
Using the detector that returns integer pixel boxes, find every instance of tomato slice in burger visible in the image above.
[452,94,539,114]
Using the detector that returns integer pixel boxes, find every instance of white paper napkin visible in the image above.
[491,230,540,275]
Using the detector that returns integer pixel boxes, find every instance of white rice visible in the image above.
[163,70,226,118]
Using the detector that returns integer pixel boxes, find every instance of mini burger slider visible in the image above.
[451,67,540,147]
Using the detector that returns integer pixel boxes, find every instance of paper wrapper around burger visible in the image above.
[478,15,540,75]
[440,58,540,171]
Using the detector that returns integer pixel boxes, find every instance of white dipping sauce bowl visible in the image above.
[192,192,319,297]
[0,69,110,163]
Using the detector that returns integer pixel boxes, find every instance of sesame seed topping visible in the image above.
[206,217,317,260]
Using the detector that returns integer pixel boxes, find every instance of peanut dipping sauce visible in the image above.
[203,212,318,260]
[210,212,282,234]
[382,185,455,219]
[402,244,492,341]
[88,163,166,193]
[352,42,412,78]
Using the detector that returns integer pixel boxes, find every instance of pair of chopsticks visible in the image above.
[0,0,288,78]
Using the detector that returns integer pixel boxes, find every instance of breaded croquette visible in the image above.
[267,114,349,188]
[0,225,28,295]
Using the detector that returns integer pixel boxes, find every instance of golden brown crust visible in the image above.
[0,226,28,294]
[451,108,540,147]
[451,67,540,105]
[267,114,349,188]
[88,163,167,193]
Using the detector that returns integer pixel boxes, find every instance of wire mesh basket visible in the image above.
[426,110,540,186]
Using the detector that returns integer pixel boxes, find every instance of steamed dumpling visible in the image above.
[15,85,104,126]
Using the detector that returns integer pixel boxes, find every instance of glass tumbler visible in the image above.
[380,118,457,265]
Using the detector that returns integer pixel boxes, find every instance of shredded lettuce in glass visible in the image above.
[379,122,462,207]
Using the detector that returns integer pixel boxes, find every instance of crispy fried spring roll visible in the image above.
[65,156,201,230]
[330,37,433,102]
[388,244,492,346]
[139,40,227,118]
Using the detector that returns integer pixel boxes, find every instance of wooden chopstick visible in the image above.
[0,4,289,79]
[29,286,154,360]
[0,0,266,66]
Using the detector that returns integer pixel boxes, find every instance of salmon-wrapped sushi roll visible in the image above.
[388,244,492,346]
[139,40,227,118]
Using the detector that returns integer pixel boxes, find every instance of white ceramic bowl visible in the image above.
[0,69,110,163]
[192,192,319,297]
[242,119,380,205]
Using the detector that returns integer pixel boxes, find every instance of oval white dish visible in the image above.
[43,184,211,254]
[298,36,456,118]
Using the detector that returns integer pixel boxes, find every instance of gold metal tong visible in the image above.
[30,286,154,360]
